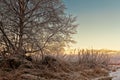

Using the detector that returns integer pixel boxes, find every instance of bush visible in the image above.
[77,49,110,68]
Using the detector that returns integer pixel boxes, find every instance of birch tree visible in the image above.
[0,0,77,58]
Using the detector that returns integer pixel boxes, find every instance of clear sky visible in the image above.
[64,0,120,50]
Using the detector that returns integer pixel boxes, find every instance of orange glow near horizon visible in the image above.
[64,47,119,55]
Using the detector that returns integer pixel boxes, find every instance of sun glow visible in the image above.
[64,47,119,55]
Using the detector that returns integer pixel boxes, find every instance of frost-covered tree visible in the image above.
[0,0,77,58]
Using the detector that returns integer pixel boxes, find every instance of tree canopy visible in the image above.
[0,0,77,58]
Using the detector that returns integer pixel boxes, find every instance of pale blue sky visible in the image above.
[64,0,120,50]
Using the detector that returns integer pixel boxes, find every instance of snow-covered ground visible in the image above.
[109,69,120,80]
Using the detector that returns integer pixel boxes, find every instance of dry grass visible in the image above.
[77,49,110,69]
[0,49,110,80]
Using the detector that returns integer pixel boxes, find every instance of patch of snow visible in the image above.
[109,69,120,80]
